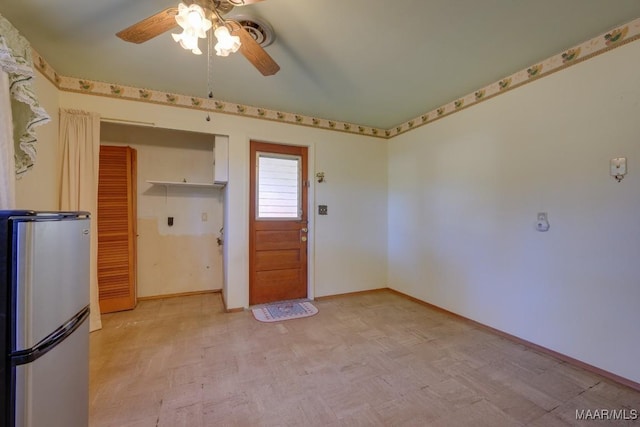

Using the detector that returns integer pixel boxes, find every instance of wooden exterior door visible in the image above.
[97,145,137,313]
[249,141,308,305]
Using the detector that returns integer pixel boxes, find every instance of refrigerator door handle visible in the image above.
[10,306,90,366]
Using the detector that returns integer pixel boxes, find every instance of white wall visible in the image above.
[15,73,59,210]
[388,40,640,384]
[314,137,388,296]
[51,93,388,309]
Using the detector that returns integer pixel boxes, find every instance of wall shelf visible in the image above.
[147,180,225,189]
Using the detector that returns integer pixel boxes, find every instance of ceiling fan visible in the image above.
[116,0,279,76]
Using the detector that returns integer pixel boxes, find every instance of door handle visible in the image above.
[300,227,308,242]
[301,228,308,233]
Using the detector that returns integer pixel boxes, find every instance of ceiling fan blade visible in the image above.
[229,21,280,76]
[116,7,179,44]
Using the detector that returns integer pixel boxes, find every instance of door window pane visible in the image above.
[257,153,301,219]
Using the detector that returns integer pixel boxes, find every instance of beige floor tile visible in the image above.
[89,291,640,427]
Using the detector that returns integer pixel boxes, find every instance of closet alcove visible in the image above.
[97,122,228,312]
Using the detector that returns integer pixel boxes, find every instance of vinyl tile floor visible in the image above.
[89,290,640,426]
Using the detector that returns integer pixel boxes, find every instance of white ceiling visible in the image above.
[2,1,640,129]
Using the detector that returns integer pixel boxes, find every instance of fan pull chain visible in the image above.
[206,33,214,122]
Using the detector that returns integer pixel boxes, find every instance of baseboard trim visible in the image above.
[314,288,388,301]
[137,289,221,302]
[387,288,640,392]
[219,288,244,313]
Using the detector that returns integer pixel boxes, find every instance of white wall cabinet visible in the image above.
[214,135,229,184]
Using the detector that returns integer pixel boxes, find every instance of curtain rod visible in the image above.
[101,117,156,127]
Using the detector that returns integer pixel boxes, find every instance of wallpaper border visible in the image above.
[388,18,640,138]
[33,17,640,140]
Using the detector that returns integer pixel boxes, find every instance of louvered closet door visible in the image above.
[98,145,137,313]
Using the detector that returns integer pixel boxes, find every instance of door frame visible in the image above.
[246,139,315,306]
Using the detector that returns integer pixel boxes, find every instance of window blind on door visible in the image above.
[257,154,301,219]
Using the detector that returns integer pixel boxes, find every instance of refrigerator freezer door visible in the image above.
[14,318,89,427]
[14,218,90,351]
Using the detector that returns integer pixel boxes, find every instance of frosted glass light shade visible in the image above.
[173,2,212,55]
[172,30,203,55]
[214,25,241,57]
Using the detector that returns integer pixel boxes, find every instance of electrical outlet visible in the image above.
[318,205,328,215]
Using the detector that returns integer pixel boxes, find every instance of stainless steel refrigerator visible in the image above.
[0,210,90,427]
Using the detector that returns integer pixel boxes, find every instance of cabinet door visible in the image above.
[97,145,137,313]
[214,136,229,184]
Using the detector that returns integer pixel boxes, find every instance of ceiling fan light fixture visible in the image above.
[173,2,212,54]
[172,30,203,55]
[214,25,241,57]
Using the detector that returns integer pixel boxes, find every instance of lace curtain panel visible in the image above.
[0,13,50,178]
[0,70,15,208]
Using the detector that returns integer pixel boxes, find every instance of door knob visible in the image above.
[301,228,308,233]
[301,236,307,242]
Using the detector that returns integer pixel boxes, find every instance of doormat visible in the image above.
[252,301,318,323]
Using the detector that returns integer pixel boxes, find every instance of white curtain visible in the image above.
[0,13,51,205]
[59,109,102,332]
[0,70,15,208]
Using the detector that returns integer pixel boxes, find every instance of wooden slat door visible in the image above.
[97,145,137,313]
[249,141,308,305]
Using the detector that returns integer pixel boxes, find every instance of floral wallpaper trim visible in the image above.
[388,18,640,138]
[33,18,640,140]
[32,53,387,139]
